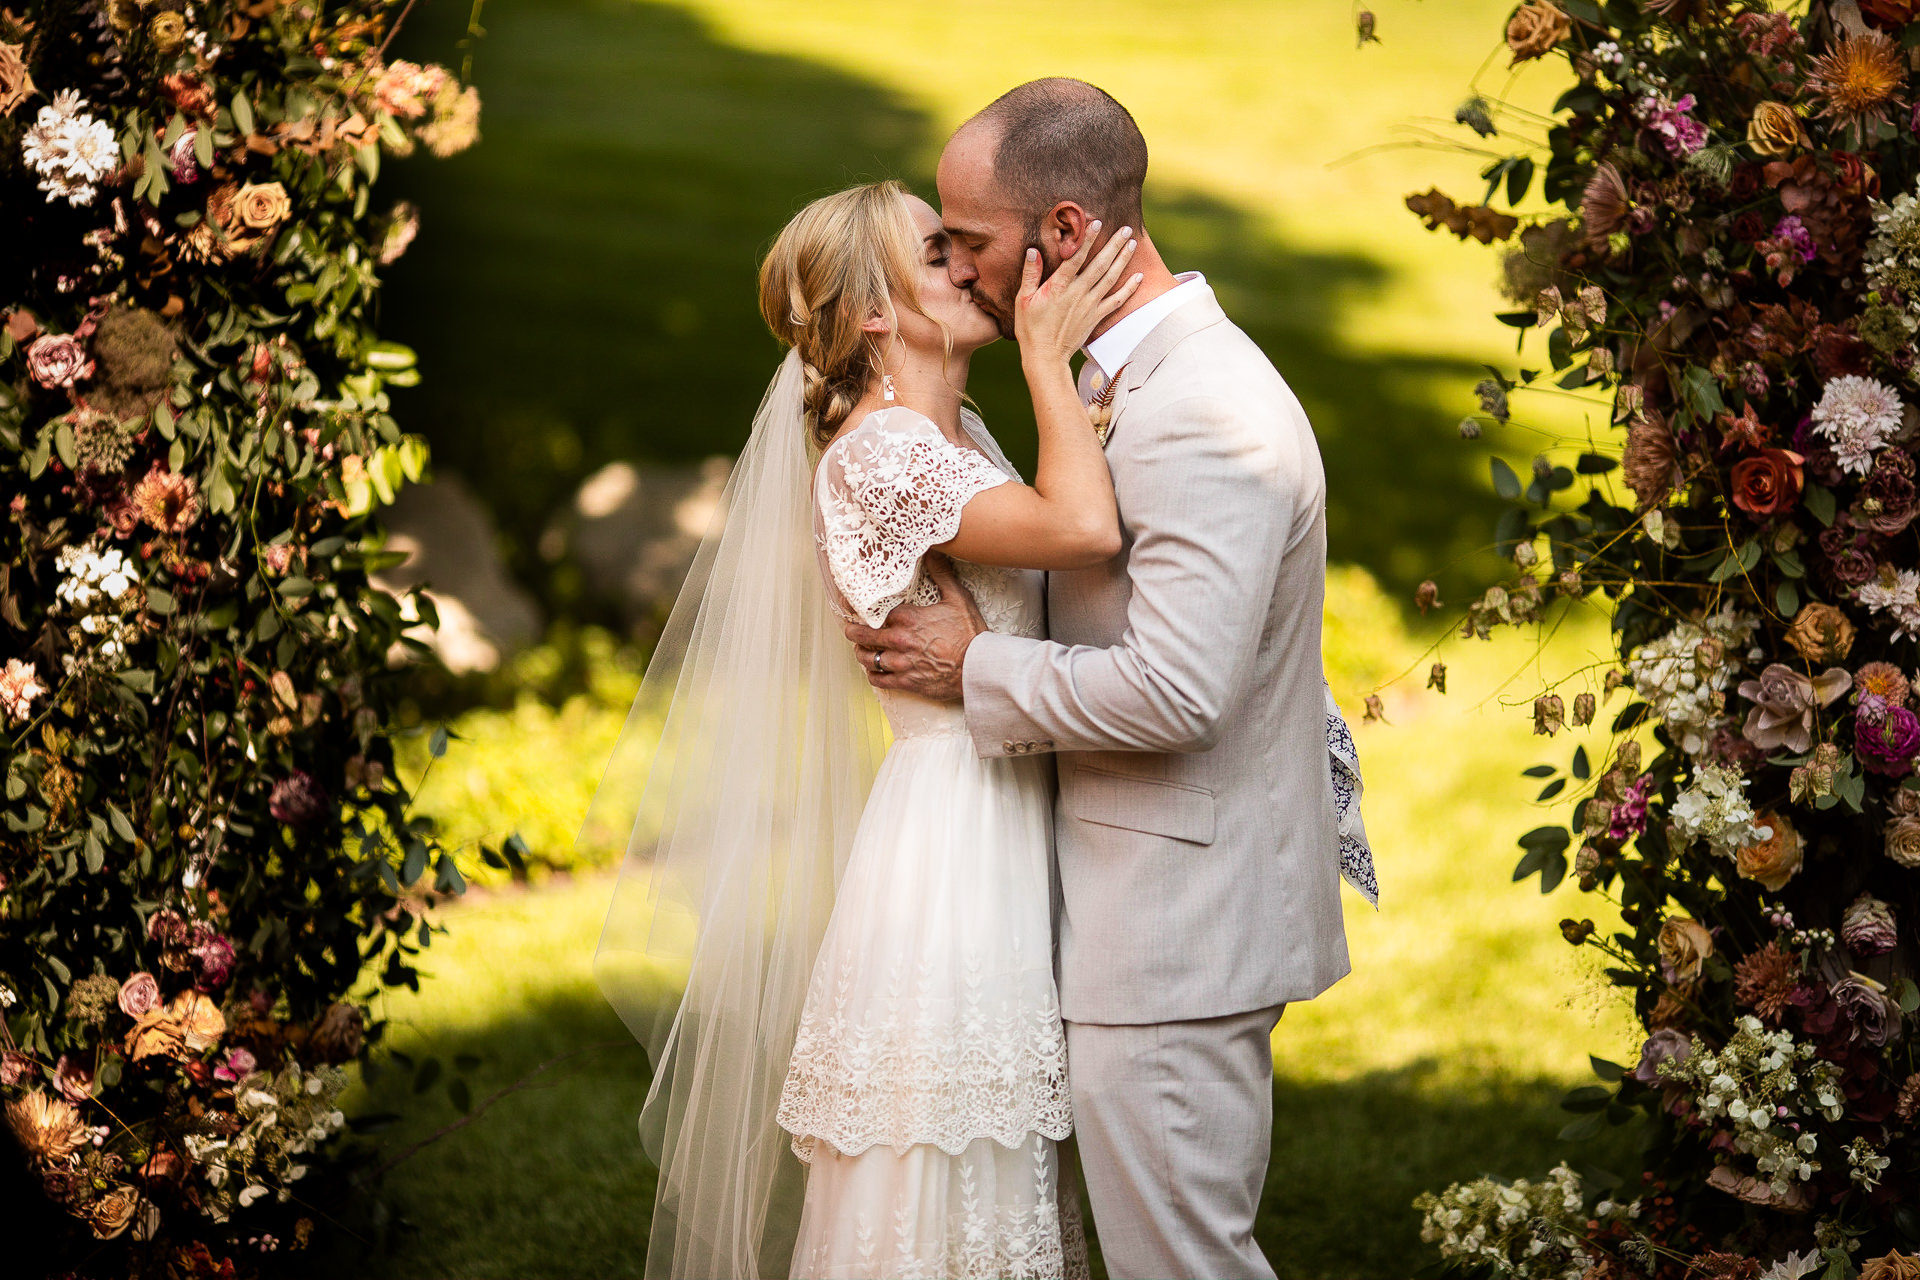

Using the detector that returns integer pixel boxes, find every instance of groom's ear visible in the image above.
[1043,202,1095,265]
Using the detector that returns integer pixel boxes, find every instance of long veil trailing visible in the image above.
[582,348,886,1279]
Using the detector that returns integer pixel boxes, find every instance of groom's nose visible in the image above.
[947,245,978,289]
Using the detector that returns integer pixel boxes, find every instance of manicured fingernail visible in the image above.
[1026,247,1038,261]
[1090,220,1102,230]
[1118,226,1131,237]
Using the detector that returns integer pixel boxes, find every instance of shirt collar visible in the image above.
[1084,271,1208,380]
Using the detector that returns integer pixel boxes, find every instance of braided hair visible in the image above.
[758,180,937,450]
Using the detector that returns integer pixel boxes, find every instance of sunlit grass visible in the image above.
[353,570,1646,1277]
[354,2,1657,1272]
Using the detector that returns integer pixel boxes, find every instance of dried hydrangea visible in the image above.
[183,1059,348,1223]
[1413,1162,1598,1280]
[1866,174,1920,323]
[65,974,121,1027]
[1848,1137,1892,1190]
[53,542,138,612]
[1674,767,1758,855]
[1658,1016,1845,1199]
[1629,610,1760,756]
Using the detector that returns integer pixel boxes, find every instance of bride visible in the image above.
[588,178,1142,1279]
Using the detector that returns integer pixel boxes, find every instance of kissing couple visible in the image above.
[588,76,1378,1280]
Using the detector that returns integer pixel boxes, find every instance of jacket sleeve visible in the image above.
[962,393,1298,757]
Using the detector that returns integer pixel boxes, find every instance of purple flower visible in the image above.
[190,928,236,992]
[212,1046,257,1083]
[1632,1028,1693,1085]
[1832,975,1903,1046]
[1608,773,1655,841]
[269,770,328,825]
[1857,704,1920,776]
[1771,215,1817,263]
[1643,91,1709,157]
[1842,895,1898,957]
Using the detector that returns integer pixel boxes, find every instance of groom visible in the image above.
[847,78,1351,1278]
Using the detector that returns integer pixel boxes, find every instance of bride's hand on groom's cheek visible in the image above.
[1015,222,1141,362]
[844,555,985,702]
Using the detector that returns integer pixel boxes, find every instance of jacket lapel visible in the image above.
[1101,291,1228,450]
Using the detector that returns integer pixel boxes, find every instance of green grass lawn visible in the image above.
[348,582,1647,1279]
[380,0,1588,614]
[341,3,1655,1274]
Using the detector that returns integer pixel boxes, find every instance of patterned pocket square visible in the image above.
[1325,680,1378,908]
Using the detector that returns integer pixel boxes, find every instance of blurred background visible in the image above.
[345,2,1644,1275]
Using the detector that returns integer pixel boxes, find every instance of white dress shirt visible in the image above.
[1083,270,1208,384]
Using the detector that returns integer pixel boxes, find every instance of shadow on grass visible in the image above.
[1263,1060,1641,1278]
[379,0,1496,617]
[343,986,1636,1280]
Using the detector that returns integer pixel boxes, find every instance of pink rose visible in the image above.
[117,971,160,1018]
[26,333,93,389]
[52,1053,94,1103]
[189,929,235,992]
[1738,663,1852,754]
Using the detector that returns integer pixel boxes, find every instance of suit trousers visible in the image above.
[1065,1003,1285,1280]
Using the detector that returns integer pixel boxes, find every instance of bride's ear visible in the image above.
[859,310,892,336]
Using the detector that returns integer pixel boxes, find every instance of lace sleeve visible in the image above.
[815,408,1013,627]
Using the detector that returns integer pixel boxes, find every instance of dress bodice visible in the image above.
[812,407,1043,740]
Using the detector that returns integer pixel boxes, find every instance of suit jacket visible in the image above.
[962,286,1351,1025]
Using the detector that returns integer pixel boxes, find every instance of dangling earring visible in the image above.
[882,373,896,402]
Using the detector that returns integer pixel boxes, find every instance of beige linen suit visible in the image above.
[961,284,1350,1278]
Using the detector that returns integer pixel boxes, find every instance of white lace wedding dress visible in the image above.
[776,406,1088,1280]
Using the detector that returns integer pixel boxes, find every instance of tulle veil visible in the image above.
[580,348,886,1278]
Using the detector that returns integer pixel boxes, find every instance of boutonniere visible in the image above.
[1087,362,1128,446]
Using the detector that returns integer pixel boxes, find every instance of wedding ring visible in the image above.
[872,652,887,675]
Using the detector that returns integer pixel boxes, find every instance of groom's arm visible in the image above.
[961,392,1296,757]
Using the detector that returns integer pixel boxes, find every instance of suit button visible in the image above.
[1003,740,1017,753]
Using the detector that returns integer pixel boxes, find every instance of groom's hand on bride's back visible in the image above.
[845,554,986,703]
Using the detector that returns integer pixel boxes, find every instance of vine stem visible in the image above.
[376,0,419,60]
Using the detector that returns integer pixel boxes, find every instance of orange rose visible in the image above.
[1730,448,1804,517]
[1785,603,1856,664]
[1736,812,1805,891]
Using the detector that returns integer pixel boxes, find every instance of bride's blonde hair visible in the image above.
[759,180,945,449]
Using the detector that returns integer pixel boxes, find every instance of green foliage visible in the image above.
[0,0,492,1268]
[1410,1,1920,1272]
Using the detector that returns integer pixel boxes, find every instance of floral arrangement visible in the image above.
[1396,1,1920,1276]
[0,0,499,1271]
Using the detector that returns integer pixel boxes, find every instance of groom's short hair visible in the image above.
[972,78,1147,235]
